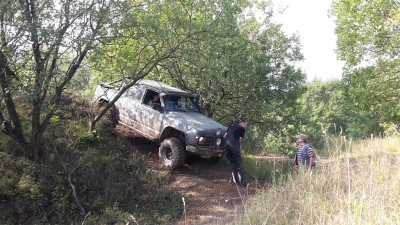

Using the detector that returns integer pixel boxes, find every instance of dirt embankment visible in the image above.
[116,125,261,225]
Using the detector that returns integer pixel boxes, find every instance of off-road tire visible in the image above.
[159,137,185,169]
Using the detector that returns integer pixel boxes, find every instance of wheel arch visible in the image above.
[159,127,185,143]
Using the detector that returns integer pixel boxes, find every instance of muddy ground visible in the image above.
[116,125,263,225]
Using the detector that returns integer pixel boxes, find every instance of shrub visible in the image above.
[0,94,182,224]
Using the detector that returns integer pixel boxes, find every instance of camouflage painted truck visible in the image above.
[93,78,227,169]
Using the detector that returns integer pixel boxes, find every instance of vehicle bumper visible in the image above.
[186,145,225,158]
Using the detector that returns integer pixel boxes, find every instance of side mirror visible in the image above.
[152,103,162,111]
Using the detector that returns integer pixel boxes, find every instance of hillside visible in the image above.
[0,94,183,224]
[0,93,262,224]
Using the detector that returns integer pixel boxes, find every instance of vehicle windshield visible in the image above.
[163,95,201,112]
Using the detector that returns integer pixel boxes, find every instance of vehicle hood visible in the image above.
[165,112,226,132]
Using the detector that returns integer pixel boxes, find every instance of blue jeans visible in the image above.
[226,145,247,187]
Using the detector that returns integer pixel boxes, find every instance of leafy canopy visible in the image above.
[332,0,400,125]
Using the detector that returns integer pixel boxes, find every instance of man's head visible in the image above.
[152,94,160,103]
[239,119,248,128]
[296,134,308,144]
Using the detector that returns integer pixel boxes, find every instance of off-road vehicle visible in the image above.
[93,78,227,169]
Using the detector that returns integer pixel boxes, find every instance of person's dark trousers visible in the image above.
[227,145,247,187]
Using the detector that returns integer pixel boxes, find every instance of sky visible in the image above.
[271,0,345,81]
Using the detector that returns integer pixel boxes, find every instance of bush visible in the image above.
[0,94,182,224]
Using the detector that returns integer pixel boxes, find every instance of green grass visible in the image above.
[216,135,400,224]
[242,155,292,185]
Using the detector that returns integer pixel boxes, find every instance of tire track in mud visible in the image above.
[167,167,254,225]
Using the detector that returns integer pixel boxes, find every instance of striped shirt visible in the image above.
[296,144,314,166]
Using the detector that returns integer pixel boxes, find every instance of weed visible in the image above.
[0,93,182,224]
[215,135,400,224]
[242,155,292,186]
[81,130,102,143]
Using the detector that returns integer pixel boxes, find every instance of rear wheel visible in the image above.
[159,137,185,169]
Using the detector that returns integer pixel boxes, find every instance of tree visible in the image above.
[85,0,306,155]
[332,0,400,126]
[148,1,306,154]
[0,0,131,159]
[87,0,240,130]
[296,79,385,144]
[296,80,347,136]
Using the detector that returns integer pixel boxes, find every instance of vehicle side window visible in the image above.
[143,89,160,109]
[164,95,200,112]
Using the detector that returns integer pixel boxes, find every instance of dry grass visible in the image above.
[218,136,400,225]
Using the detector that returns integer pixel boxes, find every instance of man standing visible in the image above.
[224,119,249,188]
[294,134,315,173]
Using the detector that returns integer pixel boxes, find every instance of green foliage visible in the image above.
[332,0,400,67]
[332,0,400,127]
[161,7,305,125]
[217,136,400,225]
[0,0,134,158]
[89,0,223,84]
[86,1,306,155]
[0,94,182,224]
[242,155,292,184]
[294,79,387,148]
[81,0,308,156]
[81,130,103,143]
[343,67,400,126]
[0,149,182,224]
[131,0,307,155]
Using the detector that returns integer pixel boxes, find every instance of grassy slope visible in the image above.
[218,136,400,224]
[0,94,182,224]
[2,93,399,224]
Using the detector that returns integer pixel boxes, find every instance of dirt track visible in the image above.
[116,125,260,225]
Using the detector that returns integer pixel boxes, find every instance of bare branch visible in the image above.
[61,158,86,214]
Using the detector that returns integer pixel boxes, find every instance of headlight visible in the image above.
[216,128,222,136]
[216,138,222,146]
[198,137,205,143]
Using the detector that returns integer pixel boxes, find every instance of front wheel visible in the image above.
[159,137,185,169]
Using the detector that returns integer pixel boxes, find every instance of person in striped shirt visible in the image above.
[294,134,315,172]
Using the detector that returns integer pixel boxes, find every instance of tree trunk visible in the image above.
[88,118,95,131]
[30,100,41,160]
[29,136,40,160]
[0,50,30,153]
[89,101,115,131]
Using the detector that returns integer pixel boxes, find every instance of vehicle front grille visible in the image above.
[198,136,225,148]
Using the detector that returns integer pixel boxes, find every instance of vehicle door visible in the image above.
[138,89,164,140]
[116,85,143,129]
